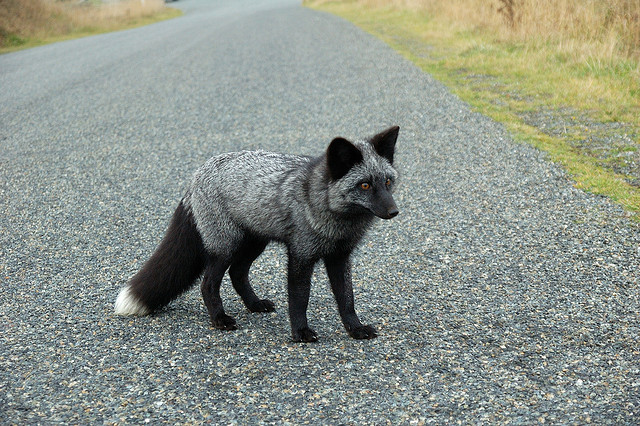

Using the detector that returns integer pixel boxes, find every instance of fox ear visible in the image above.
[327,137,363,180]
[371,126,399,164]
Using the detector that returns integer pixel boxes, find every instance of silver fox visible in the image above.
[114,126,400,342]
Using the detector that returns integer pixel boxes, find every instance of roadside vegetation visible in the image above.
[306,0,640,219]
[0,0,181,53]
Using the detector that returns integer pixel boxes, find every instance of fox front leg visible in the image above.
[287,254,317,342]
[324,253,377,340]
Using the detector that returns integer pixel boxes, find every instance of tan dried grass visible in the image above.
[67,0,167,27]
[1,0,168,47]
[313,0,640,60]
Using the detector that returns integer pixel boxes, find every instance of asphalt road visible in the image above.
[1,0,639,423]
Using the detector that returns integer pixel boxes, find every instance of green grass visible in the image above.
[1,32,28,48]
[307,1,640,220]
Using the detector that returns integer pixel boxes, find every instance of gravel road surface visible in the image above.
[1,0,639,423]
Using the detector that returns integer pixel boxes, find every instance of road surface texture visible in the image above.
[1,0,639,423]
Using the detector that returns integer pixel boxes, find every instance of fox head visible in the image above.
[326,126,399,220]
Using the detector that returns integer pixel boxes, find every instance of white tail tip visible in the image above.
[114,286,151,316]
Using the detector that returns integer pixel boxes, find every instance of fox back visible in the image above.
[186,130,398,257]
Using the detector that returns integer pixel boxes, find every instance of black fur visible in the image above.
[200,255,236,330]
[200,235,276,331]
[367,183,399,219]
[324,252,377,339]
[287,252,317,342]
[128,201,206,311]
[229,237,274,313]
[326,137,364,180]
[371,126,399,164]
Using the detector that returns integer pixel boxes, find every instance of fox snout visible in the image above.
[384,205,399,219]
[371,191,399,220]
[376,203,399,219]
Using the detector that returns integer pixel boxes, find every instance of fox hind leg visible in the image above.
[228,237,275,313]
[200,255,236,330]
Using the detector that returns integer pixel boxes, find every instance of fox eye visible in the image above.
[385,178,392,186]
[360,182,371,190]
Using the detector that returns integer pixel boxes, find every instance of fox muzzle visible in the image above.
[371,190,399,220]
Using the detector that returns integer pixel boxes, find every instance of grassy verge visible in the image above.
[305,1,640,220]
[0,0,182,54]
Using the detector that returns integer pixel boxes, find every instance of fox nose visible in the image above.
[378,207,398,219]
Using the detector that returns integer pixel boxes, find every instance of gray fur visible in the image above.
[185,137,397,260]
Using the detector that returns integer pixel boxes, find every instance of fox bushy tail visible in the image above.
[114,201,206,315]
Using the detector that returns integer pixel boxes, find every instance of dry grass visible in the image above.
[314,0,640,61]
[0,0,171,49]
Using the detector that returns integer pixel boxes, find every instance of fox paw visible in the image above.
[292,327,318,343]
[348,325,378,340]
[212,313,237,331]
[249,299,275,313]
